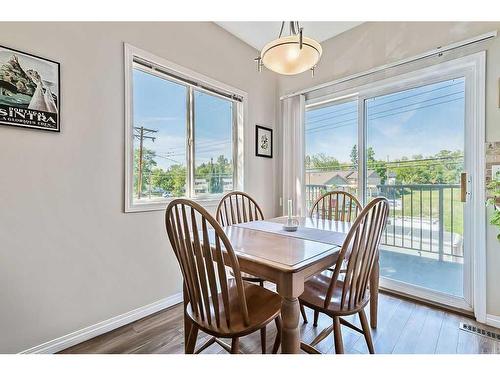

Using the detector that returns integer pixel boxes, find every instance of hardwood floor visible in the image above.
[60,292,500,354]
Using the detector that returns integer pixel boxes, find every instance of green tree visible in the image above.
[194,155,233,194]
[350,145,358,168]
[134,148,157,197]
[392,150,463,184]
[309,153,341,170]
[151,164,187,197]
[363,147,388,185]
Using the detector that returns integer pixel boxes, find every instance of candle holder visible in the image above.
[283,217,299,232]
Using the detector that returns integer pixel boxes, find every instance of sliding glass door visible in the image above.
[304,55,484,311]
[364,78,467,305]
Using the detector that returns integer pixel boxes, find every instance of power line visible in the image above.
[305,80,464,124]
[305,96,464,134]
[368,91,462,117]
[306,90,464,130]
[163,138,232,152]
[369,96,463,122]
[305,156,464,171]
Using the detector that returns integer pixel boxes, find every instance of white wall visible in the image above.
[0,22,277,353]
[278,22,500,317]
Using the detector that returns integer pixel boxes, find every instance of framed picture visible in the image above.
[0,45,60,132]
[255,125,273,158]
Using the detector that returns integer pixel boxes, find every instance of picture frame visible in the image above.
[0,44,60,132]
[255,125,273,158]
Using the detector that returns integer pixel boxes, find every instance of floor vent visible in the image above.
[460,322,500,341]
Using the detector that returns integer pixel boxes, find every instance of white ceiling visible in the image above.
[216,22,363,51]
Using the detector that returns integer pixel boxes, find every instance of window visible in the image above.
[305,99,358,209]
[125,45,245,212]
[193,91,234,197]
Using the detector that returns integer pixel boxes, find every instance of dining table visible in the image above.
[182,215,380,354]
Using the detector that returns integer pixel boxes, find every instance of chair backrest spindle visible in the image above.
[216,191,264,226]
[310,191,362,223]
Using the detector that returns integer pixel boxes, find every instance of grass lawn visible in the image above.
[384,187,463,235]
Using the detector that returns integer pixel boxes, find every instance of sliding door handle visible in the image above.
[460,172,467,202]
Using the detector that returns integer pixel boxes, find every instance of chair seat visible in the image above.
[299,272,370,316]
[186,279,281,337]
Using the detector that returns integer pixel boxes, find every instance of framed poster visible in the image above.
[0,45,60,132]
[255,125,273,158]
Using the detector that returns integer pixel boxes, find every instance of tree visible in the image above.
[365,147,387,184]
[367,147,376,163]
[392,150,463,184]
[134,147,157,196]
[151,165,187,197]
[350,145,358,168]
[308,153,341,170]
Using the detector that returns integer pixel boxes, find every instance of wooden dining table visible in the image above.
[183,216,379,354]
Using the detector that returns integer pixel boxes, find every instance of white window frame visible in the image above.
[304,52,486,321]
[124,44,246,212]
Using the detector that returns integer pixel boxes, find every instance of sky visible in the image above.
[134,68,465,173]
[305,77,465,164]
[133,68,233,171]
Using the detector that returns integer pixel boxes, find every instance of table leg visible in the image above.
[183,283,193,353]
[370,259,379,329]
[281,297,300,353]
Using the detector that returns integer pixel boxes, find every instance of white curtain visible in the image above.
[281,94,306,217]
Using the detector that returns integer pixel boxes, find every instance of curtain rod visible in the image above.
[134,57,244,103]
[280,30,497,100]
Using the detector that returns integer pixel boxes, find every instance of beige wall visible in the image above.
[2,21,500,354]
[0,22,277,353]
[278,22,500,316]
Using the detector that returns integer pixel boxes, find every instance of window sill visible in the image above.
[124,196,221,213]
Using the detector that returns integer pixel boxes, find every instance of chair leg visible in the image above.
[272,315,282,354]
[260,326,266,354]
[333,317,344,354]
[299,303,308,323]
[185,325,199,354]
[359,309,375,354]
[313,310,320,327]
[231,337,240,354]
[259,280,264,287]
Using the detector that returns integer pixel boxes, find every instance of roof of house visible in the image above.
[306,169,380,186]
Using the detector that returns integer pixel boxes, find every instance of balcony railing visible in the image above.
[305,183,463,262]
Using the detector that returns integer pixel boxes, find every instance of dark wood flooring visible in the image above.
[60,291,500,354]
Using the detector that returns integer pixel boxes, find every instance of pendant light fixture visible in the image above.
[255,21,322,76]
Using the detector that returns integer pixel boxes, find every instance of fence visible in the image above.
[305,183,463,261]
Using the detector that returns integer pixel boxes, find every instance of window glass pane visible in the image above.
[366,77,465,297]
[132,67,187,203]
[193,91,233,197]
[305,100,358,210]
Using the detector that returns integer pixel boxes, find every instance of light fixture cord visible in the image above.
[278,22,285,38]
[278,21,302,37]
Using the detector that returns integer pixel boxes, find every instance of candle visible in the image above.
[287,199,292,220]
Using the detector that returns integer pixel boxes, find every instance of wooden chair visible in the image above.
[216,191,265,228]
[301,191,362,326]
[215,191,266,287]
[215,191,270,353]
[309,190,362,221]
[165,198,282,354]
[299,197,389,354]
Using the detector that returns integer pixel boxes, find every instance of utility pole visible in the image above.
[133,126,157,199]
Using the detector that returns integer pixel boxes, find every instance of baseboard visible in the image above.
[20,292,183,354]
[486,314,500,329]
